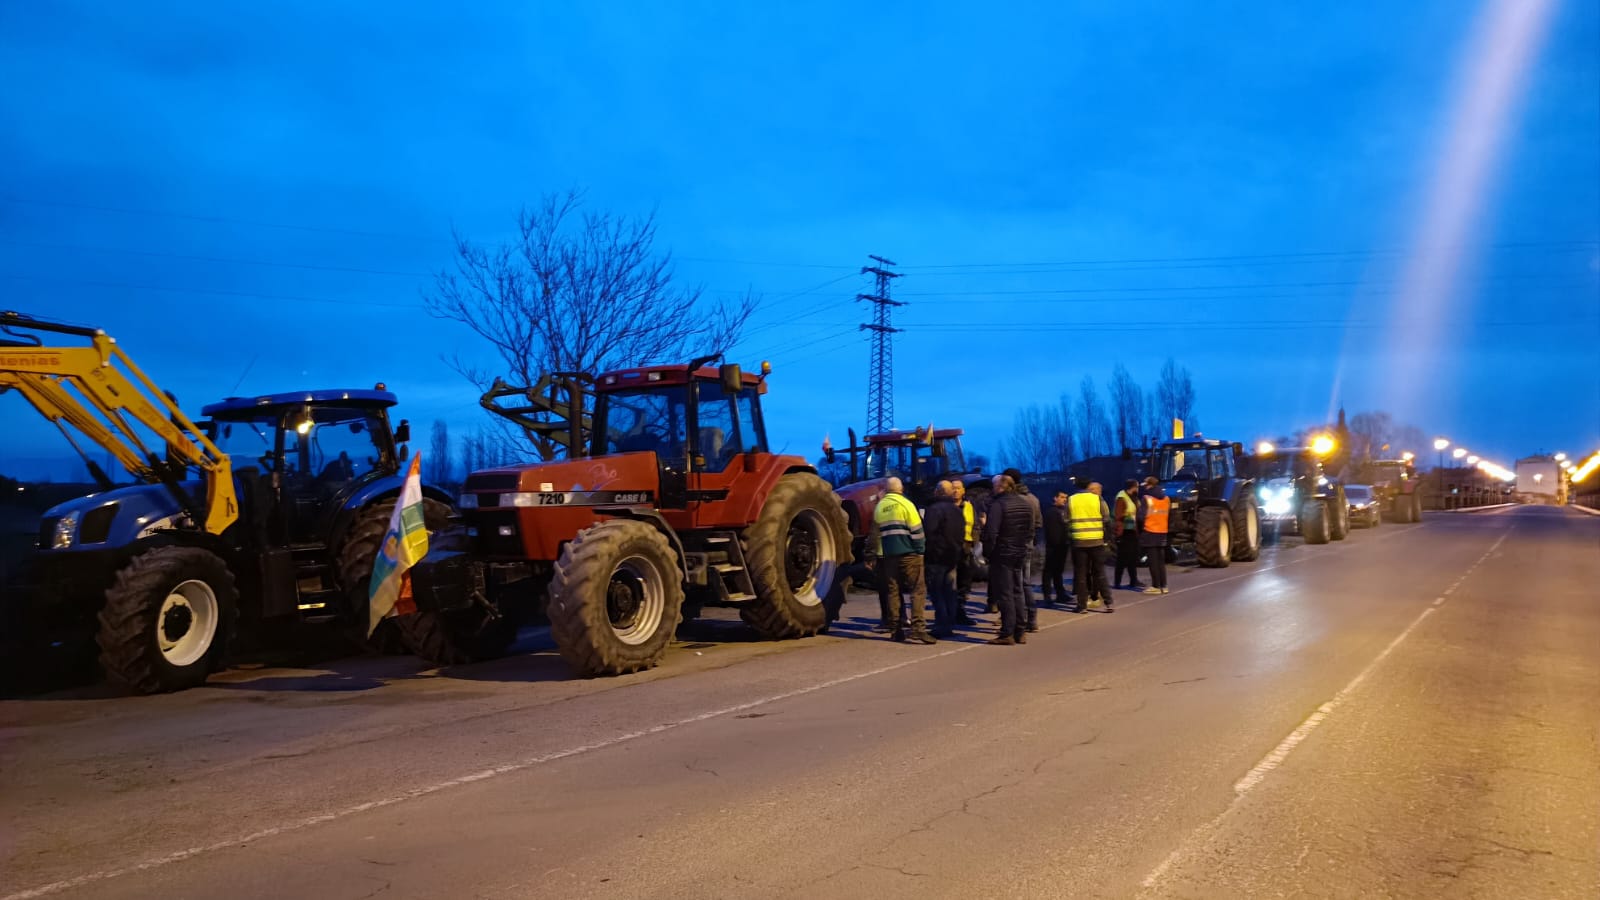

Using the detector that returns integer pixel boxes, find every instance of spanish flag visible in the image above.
[368,454,430,636]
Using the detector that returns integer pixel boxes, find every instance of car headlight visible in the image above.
[52,511,78,549]
[458,492,478,510]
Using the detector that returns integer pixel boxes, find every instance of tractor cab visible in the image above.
[203,389,408,544]
[591,360,770,513]
[1153,439,1239,501]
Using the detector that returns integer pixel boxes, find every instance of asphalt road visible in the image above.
[2,505,1596,899]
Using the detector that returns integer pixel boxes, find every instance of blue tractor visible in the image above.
[2,312,451,693]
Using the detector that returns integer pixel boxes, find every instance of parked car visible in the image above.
[1344,484,1381,528]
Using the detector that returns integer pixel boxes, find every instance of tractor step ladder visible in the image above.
[707,532,756,602]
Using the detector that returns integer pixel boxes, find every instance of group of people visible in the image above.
[851,469,1173,647]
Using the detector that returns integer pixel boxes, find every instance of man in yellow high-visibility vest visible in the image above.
[1069,482,1113,613]
[872,477,936,644]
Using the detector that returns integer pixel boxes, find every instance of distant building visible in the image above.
[1516,455,1563,503]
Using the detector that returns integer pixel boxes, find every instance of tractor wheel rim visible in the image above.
[607,555,665,646]
[1218,518,1232,561]
[784,508,836,607]
[1246,505,1259,548]
[157,579,219,667]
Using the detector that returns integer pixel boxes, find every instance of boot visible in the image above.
[910,628,938,645]
[986,635,1015,646]
[1014,632,1027,644]
[890,628,907,643]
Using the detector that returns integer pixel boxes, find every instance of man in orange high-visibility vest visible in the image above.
[1140,476,1172,594]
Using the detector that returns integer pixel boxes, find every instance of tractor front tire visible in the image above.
[742,473,853,639]
[398,603,518,667]
[1410,494,1424,523]
[1194,506,1232,568]
[98,546,238,694]
[1231,496,1262,562]
[337,497,453,654]
[1301,501,1331,544]
[549,520,684,676]
[1327,488,1350,541]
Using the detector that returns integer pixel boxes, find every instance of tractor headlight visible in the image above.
[52,511,79,549]
[457,492,479,510]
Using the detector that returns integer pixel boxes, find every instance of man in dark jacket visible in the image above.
[982,473,1034,645]
[1002,468,1044,631]
[921,480,966,637]
[1041,489,1071,606]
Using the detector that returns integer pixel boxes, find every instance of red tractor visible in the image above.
[821,426,989,556]
[403,357,853,676]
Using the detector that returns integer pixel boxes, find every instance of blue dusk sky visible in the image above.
[1,0,1595,480]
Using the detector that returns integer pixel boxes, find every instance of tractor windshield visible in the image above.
[599,386,689,458]
[1156,446,1213,481]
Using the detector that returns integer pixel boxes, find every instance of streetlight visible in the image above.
[1453,448,1468,460]
[1555,452,1567,462]
[1467,455,1480,464]
[1401,451,1415,462]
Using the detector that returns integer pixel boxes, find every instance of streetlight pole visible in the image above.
[1433,438,1450,510]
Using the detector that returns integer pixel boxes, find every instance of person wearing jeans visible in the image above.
[982,473,1035,644]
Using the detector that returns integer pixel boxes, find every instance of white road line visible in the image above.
[0,528,1420,900]
[1140,525,1513,893]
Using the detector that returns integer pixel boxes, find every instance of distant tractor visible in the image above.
[403,356,853,676]
[1149,438,1262,567]
[822,425,988,558]
[1362,458,1424,523]
[0,312,449,693]
[1245,444,1350,544]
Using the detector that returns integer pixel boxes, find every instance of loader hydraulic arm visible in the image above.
[0,311,237,536]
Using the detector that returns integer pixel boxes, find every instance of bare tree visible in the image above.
[1108,364,1143,453]
[1074,376,1114,458]
[426,420,453,485]
[1156,357,1197,430]
[1000,395,1077,472]
[426,191,759,460]
[1140,391,1164,446]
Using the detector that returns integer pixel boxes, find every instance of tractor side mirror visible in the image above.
[1232,442,1244,458]
[394,419,411,444]
[399,445,410,462]
[718,363,743,395]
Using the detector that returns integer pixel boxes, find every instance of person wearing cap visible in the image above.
[1140,476,1172,594]
[1112,479,1146,591]
[1002,467,1043,631]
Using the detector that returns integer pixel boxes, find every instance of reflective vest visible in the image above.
[960,499,975,543]
[1068,492,1105,543]
[873,492,925,556]
[1114,490,1137,528]
[1143,495,1171,534]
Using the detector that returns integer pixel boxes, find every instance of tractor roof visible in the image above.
[595,365,767,393]
[202,389,397,418]
[865,427,964,445]
[1158,438,1230,449]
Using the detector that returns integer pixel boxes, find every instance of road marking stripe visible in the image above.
[0,528,1421,900]
[1140,525,1513,893]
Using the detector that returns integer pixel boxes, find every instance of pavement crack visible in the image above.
[1162,676,1207,685]
[684,758,720,778]
[864,862,932,879]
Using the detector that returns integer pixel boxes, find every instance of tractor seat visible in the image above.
[699,427,725,463]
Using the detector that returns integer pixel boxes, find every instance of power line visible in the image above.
[0,273,424,309]
[896,240,1599,272]
[896,273,1593,298]
[0,240,436,278]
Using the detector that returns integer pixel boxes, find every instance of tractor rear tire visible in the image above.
[1392,497,1413,524]
[98,546,237,694]
[1301,501,1331,544]
[337,497,452,654]
[1410,494,1424,523]
[1231,496,1262,562]
[1328,488,1350,541]
[1194,506,1232,568]
[549,519,684,676]
[742,473,853,639]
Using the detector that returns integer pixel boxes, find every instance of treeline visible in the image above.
[999,358,1197,473]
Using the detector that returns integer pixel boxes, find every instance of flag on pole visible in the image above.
[368,454,429,636]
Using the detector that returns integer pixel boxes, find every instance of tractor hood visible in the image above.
[39,482,189,552]
[459,455,661,509]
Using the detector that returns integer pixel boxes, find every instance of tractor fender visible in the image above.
[1218,478,1255,507]
[325,475,455,547]
[591,507,691,583]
